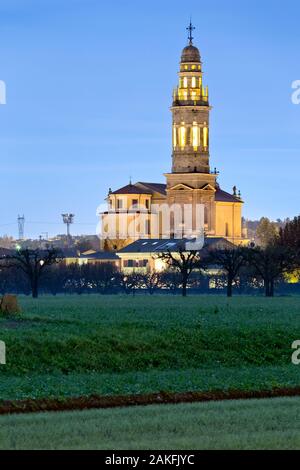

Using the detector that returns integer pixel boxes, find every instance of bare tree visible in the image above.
[1,248,63,298]
[82,263,119,294]
[142,272,163,295]
[207,247,247,297]
[247,245,297,297]
[117,272,143,296]
[160,270,181,294]
[156,248,205,297]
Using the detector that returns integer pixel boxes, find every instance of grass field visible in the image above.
[0,295,300,401]
[1,396,300,450]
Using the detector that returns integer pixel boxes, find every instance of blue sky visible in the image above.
[0,0,299,238]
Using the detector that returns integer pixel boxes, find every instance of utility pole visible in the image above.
[17,215,25,240]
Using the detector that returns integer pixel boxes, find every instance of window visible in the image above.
[145,199,150,210]
[225,223,229,237]
[132,199,138,209]
[117,199,123,209]
[183,77,188,88]
[191,77,196,88]
[145,219,151,235]
[165,242,176,248]
[173,125,177,149]
[138,259,148,268]
[192,123,199,150]
[203,126,208,149]
[179,126,186,148]
[204,206,208,225]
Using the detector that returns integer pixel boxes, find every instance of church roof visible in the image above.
[137,182,167,195]
[215,188,243,203]
[111,184,152,195]
[111,183,241,202]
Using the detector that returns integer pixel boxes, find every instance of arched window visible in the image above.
[179,126,186,148]
[203,126,208,149]
[173,125,177,149]
[192,123,200,150]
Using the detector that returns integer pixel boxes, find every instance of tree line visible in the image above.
[0,216,299,299]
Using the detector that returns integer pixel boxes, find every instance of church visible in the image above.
[101,24,248,259]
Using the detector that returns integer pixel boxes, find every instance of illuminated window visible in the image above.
[191,77,196,88]
[180,126,186,148]
[183,77,188,88]
[203,126,208,148]
[192,65,196,70]
[184,65,188,70]
[173,125,177,148]
[192,123,199,150]
[191,91,197,101]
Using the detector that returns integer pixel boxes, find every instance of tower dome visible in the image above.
[181,44,201,63]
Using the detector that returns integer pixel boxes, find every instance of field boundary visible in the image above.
[1,387,300,415]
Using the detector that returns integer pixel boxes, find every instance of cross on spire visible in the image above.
[187,20,195,45]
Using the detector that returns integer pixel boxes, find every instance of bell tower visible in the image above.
[165,23,217,239]
[171,22,211,174]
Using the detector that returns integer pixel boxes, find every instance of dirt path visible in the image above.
[1,387,300,416]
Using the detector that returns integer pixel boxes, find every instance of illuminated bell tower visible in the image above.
[171,22,210,174]
[165,23,217,239]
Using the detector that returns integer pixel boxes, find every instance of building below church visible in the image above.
[101,24,249,257]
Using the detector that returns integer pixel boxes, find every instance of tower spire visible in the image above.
[187,20,195,45]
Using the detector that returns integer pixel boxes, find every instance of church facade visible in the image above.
[101,26,248,252]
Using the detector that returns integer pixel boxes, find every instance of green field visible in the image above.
[0,295,300,401]
[1,396,300,450]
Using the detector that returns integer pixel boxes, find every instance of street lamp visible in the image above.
[62,213,75,240]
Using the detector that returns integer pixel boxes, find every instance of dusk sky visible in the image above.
[0,0,299,239]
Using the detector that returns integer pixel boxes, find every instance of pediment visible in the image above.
[169,183,194,191]
[200,184,216,192]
